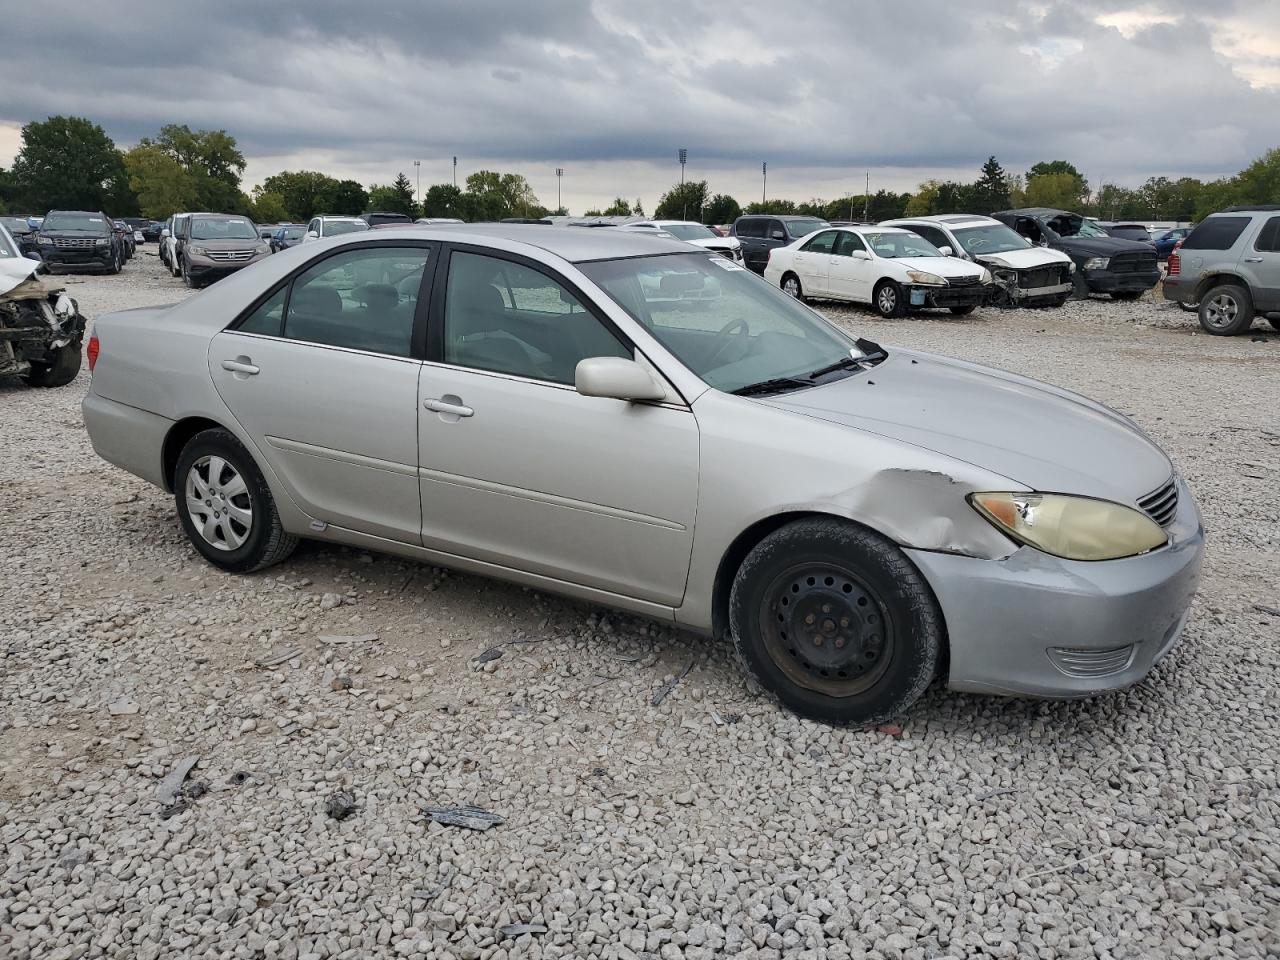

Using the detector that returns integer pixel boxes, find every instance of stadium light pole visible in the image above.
[762,161,767,207]
[556,168,564,213]
[413,160,420,207]
[679,148,688,220]
[452,156,457,188]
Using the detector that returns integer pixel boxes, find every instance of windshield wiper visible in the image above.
[802,339,887,381]
[731,376,814,397]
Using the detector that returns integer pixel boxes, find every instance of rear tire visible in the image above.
[781,272,805,302]
[874,280,906,318]
[1267,316,1280,332]
[1198,283,1253,336]
[174,428,298,573]
[949,305,976,316]
[22,343,82,387]
[729,517,942,725]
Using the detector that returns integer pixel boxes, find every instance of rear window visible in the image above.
[1183,216,1251,250]
[735,218,763,238]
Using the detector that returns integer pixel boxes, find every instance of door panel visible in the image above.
[827,234,874,303]
[209,333,424,541]
[417,367,698,604]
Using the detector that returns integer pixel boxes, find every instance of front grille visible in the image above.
[1049,644,1136,678]
[206,249,255,262]
[1018,265,1070,288]
[1138,478,1178,528]
[52,237,98,249]
[945,275,982,287]
[1111,252,1157,274]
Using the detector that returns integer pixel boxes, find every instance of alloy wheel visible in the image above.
[185,455,253,551]
[759,563,894,697]
[1203,293,1238,330]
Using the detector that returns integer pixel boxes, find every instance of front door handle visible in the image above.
[423,397,474,418]
[1243,257,1263,263]
[221,358,260,375]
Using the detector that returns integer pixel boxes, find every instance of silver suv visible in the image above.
[1162,205,1280,335]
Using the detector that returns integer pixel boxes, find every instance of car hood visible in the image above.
[189,238,261,249]
[892,257,985,279]
[688,236,741,251]
[761,349,1171,503]
[971,247,1072,269]
[1049,235,1154,258]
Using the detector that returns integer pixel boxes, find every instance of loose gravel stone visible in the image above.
[1,253,1277,959]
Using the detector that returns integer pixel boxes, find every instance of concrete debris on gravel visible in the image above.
[1,254,1277,958]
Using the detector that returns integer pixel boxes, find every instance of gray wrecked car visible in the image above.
[0,254,87,386]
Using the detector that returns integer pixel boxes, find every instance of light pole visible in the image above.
[452,156,457,188]
[678,148,688,220]
[556,168,564,213]
[864,170,869,222]
[762,162,767,207]
[413,160,420,207]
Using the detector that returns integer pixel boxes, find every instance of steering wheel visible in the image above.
[704,317,750,368]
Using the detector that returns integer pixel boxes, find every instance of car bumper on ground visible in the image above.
[1083,269,1160,294]
[906,477,1204,698]
[912,283,990,309]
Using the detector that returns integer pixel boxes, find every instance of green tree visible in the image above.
[1027,160,1084,181]
[601,197,632,216]
[654,180,709,220]
[904,180,941,216]
[139,124,246,212]
[1234,147,1280,206]
[260,171,341,221]
[703,193,741,225]
[970,156,1011,212]
[247,188,291,224]
[123,145,199,218]
[1024,172,1087,210]
[743,198,797,215]
[423,183,465,219]
[463,170,540,220]
[367,172,419,217]
[11,116,128,212]
[328,180,368,216]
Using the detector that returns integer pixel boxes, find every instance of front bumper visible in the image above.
[912,283,990,308]
[906,477,1204,698]
[1082,269,1160,294]
[40,248,113,269]
[186,252,269,280]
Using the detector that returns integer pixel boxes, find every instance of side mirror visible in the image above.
[307,230,320,240]
[575,357,666,402]
[161,228,170,238]
[851,250,871,260]
[770,230,786,241]
[939,245,954,257]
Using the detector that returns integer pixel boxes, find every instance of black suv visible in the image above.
[732,215,831,273]
[991,208,1159,300]
[34,211,124,274]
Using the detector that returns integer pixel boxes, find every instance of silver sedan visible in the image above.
[82,225,1204,724]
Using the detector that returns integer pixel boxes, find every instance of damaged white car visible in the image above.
[0,227,86,386]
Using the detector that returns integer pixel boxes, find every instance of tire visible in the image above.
[109,250,122,275]
[181,257,198,288]
[873,280,906,318]
[171,250,182,278]
[1111,290,1144,302]
[22,343,82,387]
[1048,294,1070,308]
[1269,317,1280,332]
[1198,283,1254,336]
[949,305,976,316]
[729,517,943,725]
[1071,271,1091,300]
[174,428,298,573]
[1177,300,1198,313]
[781,272,805,302]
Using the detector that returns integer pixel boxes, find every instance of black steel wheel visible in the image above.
[730,517,943,725]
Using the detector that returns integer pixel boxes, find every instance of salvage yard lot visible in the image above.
[2,252,1278,959]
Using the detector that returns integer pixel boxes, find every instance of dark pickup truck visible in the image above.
[991,208,1159,300]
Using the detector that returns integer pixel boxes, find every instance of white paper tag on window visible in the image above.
[709,257,745,271]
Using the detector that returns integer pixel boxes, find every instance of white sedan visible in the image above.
[764,225,993,317]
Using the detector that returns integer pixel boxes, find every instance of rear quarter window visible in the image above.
[735,219,763,238]
[1253,216,1280,253]
[1183,217,1251,250]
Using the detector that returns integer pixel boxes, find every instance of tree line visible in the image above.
[1,115,1276,225]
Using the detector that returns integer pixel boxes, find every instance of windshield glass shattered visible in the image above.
[1045,214,1109,238]
[953,224,1031,255]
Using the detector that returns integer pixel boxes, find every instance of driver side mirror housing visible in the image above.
[770,230,786,241]
[307,230,320,240]
[575,357,666,402]
[160,228,170,238]
[938,245,954,257]
[851,250,871,260]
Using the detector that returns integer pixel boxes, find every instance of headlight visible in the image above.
[906,270,945,285]
[1083,257,1109,271]
[979,268,993,284]
[95,237,112,247]
[969,492,1166,561]
[255,243,270,254]
[983,256,1010,269]
[187,244,208,256]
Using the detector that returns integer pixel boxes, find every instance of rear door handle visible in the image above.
[1243,257,1263,263]
[220,359,260,375]
[423,397,474,417]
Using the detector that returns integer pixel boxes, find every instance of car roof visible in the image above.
[318,215,365,221]
[991,207,1073,218]
[738,214,827,221]
[1221,205,1280,213]
[886,214,999,227]
[347,223,695,262]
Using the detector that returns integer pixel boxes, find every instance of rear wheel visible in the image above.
[1111,290,1144,302]
[1198,284,1254,335]
[729,517,942,725]
[874,280,906,318]
[22,343,82,387]
[949,305,976,316]
[1268,316,1280,332]
[174,428,298,573]
[781,272,805,302]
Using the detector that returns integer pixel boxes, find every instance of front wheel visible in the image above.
[109,250,122,275]
[1269,317,1280,332]
[874,280,906,318]
[729,517,943,725]
[174,428,298,573]
[1111,290,1144,302]
[1198,283,1254,335]
[949,305,976,316]
[181,257,198,288]
[23,343,82,387]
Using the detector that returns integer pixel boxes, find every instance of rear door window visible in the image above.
[1253,216,1280,253]
[801,231,838,254]
[908,224,951,249]
[1183,216,1251,250]
[735,219,762,238]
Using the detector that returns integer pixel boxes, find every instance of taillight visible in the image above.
[1166,251,1180,277]
[87,334,100,371]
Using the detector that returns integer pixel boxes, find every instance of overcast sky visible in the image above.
[1,1,1277,212]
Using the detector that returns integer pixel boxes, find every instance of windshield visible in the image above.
[0,226,19,258]
[0,217,30,234]
[863,231,944,258]
[1044,214,1108,238]
[786,219,829,238]
[326,220,370,236]
[41,212,110,233]
[280,226,304,239]
[953,224,1030,255]
[662,224,718,241]
[191,216,258,240]
[579,252,863,394]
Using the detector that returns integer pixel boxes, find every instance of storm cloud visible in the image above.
[0,0,1276,209]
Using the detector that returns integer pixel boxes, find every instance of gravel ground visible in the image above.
[2,249,1278,960]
